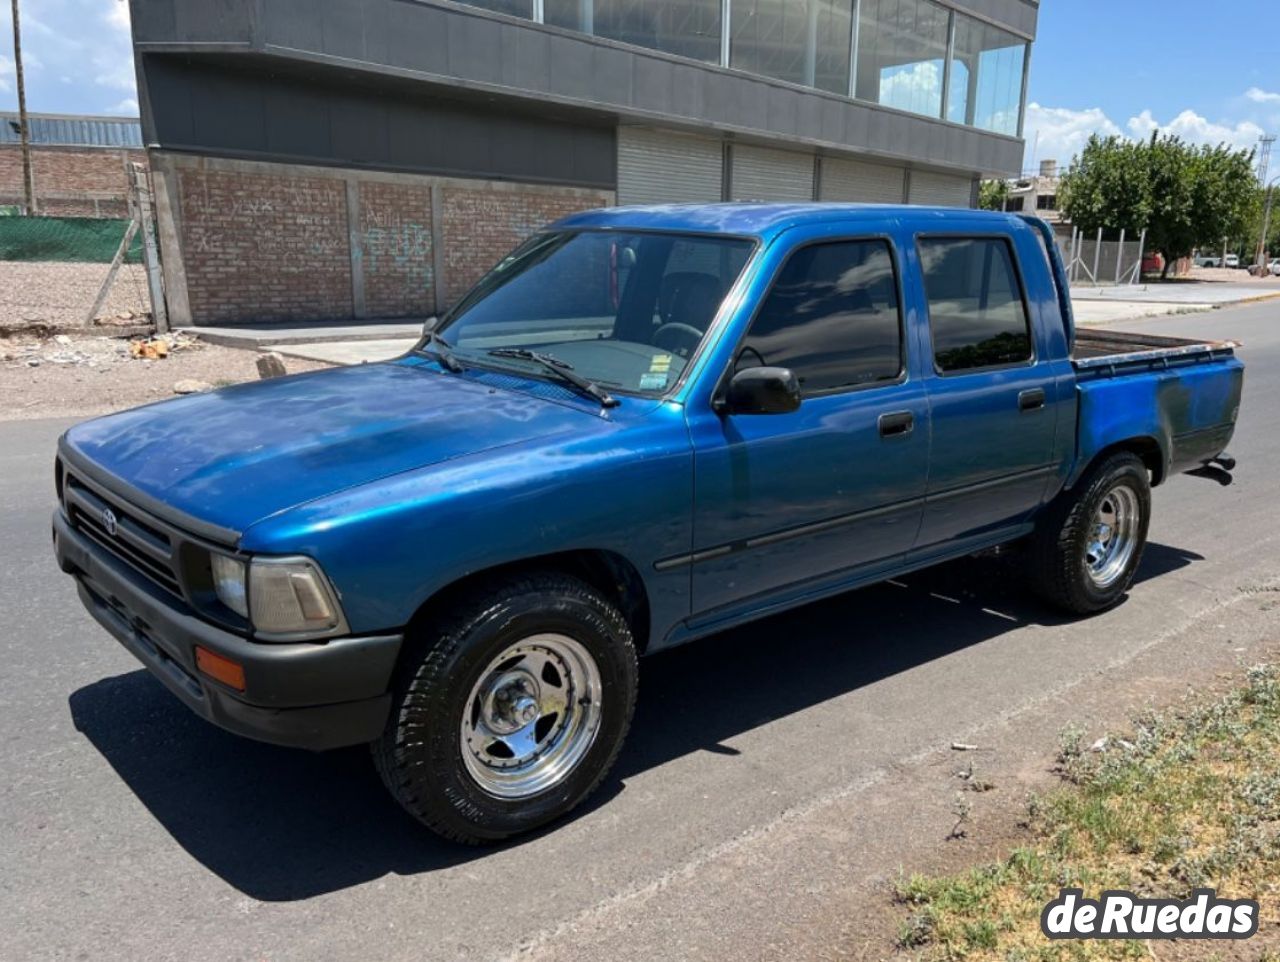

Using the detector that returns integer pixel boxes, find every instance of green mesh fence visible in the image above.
[0,216,143,264]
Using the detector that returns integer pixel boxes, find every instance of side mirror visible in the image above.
[718,366,801,415]
[421,316,440,335]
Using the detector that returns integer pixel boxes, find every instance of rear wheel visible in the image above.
[1028,452,1151,614]
[373,573,638,844]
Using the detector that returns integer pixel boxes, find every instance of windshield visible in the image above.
[431,230,755,397]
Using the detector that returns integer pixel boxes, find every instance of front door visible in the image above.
[687,235,930,621]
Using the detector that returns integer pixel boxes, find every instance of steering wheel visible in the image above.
[652,322,704,356]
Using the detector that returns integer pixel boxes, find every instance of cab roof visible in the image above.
[551,202,1032,241]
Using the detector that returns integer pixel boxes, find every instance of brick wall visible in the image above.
[358,180,435,318]
[441,187,612,303]
[178,168,352,324]
[0,144,145,216]
[164,154,613,325]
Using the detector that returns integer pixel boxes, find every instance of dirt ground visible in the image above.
[0,261,155,331]
[0,331,331,421]
[0,260,332,421]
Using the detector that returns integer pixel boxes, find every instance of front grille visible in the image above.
[63,471,183,597]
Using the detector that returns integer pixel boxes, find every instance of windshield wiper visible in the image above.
[422,332,464,373]
[487,348,619,408]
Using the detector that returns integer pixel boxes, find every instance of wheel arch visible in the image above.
[1070,435,1166,490]
[401,549,653,662]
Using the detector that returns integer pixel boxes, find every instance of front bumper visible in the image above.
[54,509,402,750]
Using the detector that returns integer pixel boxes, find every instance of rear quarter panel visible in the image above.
[1072,356,1244,486]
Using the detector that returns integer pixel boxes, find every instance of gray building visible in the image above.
[129,0,1038,325]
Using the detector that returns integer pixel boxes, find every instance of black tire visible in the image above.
[1028,452,1152,615]
[372,572,638,844]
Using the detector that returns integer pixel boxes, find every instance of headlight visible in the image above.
[210,553,345,638]
[248,557,344,636]
[211,553,248,618]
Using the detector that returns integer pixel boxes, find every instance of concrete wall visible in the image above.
[157,153,613,326]
[0,145,146,217]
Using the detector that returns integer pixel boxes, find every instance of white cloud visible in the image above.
[105,96,138,115]
[106,0,131,32]
[1127,108,1264,153]
[0,54,11,94]
[1025,95,1272,170]
[1023,103,1122,169]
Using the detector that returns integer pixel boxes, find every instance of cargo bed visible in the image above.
[1072,329,1239,377]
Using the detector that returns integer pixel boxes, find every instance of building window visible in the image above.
[728,0,854,95]
[918,237,1032,373]
[1003,196,1025,212]
[545,0,723,64]
[854,0,950,119]
[1036,194,1057,210]
[947,15,1026,135]
[458,0,534,19]
[737,239,903,394]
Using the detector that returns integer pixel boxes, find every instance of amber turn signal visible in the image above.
[195,646,246,692]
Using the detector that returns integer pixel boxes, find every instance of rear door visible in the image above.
[911,233,1064,550]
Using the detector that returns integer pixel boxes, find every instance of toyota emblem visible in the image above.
[102,508,118,537]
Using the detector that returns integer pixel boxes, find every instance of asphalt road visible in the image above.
[3,301,1279,962]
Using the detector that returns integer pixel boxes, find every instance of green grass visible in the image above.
[893,665,1280,961]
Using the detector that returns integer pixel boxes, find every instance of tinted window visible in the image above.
[919,237,1032,373]
[736,240,902,395]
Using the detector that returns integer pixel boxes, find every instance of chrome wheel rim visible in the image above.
[460,633,603,800]
[1084,483,1140,588]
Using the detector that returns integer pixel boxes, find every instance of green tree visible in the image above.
[1061,133,1256,279]
[978,179,1009,211]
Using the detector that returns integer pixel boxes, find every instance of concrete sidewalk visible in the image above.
[1069,280,1280,326]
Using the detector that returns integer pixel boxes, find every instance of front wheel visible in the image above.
[1028,452,1152,614]
[373,573,638,844]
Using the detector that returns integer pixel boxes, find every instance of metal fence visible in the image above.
[1059,225,1149,286]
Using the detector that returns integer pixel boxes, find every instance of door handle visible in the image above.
[878,411,914,438]
[1018,388,1046,412]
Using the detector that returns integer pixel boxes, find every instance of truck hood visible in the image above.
[60,361,610,539]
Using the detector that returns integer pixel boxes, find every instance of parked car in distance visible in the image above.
[1268,258,1280,276]
[1195,254,1221,268]
[1224,253,1241,269]
[53,205,1245,844]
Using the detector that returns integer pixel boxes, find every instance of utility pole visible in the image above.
[10,0,36,215]
[1256,137,1276,269]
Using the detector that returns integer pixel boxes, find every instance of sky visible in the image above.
[1,0,1278,174]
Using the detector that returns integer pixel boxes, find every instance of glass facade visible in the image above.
[545,0,723,64]
[947,15,1026,134]
[854,0,949,118]
[729,1,854,96]
[456,0,1028,136]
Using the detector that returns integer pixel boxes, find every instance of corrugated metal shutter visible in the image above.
[617,128,723,205]
[730,145,814,202]
[0,113,143,147]
[909,171,975,208]
[819,157,905,203]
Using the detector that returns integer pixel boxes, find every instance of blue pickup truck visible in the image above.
[53,204,1243,843]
